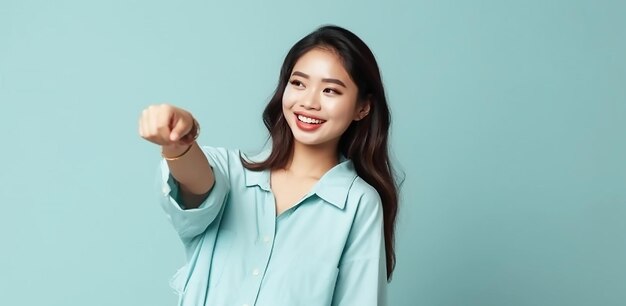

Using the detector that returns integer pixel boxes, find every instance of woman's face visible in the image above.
[282,48,369,149]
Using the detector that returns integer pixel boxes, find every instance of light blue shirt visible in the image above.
[158,146,387,306]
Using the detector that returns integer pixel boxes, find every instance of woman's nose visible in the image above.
[300,90,321,110]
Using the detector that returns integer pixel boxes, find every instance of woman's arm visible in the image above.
[162,141,214,209]
[332,184,388,305]
[140,103,214,209]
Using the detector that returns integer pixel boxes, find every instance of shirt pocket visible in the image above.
[281,260,340,306]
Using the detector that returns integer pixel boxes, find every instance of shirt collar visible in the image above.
[243,149,272,191]
[243,150,358,210]
[310,159,357,209]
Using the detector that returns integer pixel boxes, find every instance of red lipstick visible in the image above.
[294,113,325,132]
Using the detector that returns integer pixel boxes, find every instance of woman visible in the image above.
[139,25,399,306]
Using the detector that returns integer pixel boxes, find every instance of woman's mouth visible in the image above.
[294,113,325,131]
[297,114,325,124]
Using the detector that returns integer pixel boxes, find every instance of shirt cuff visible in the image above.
[157,152,230,241]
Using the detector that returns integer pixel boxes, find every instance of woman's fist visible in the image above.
[138,104,197,147]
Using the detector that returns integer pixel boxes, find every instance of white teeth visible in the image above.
[297,115,324,124]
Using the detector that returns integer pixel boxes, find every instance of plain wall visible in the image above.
[1,0,624,305]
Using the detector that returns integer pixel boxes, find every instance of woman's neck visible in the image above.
[284,141,339,180]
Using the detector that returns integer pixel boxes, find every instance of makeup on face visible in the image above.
[282,48,360,146]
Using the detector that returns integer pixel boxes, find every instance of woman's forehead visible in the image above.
[291,48,353,84]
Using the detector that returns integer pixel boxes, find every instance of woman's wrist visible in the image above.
[161,117,200,160]
[162,142,194,160]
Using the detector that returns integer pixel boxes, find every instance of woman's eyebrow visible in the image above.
[292,71,347,88]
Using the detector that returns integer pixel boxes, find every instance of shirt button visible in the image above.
[161,186,169,197]
[243,304,249,306]
[263,236,271,243]
[252,268,260,276]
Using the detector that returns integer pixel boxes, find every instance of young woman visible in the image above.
[139,25,399,306]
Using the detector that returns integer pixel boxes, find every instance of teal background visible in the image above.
[1,0,624,305]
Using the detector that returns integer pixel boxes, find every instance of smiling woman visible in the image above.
[138,25,400,306]
[283,48,369,146]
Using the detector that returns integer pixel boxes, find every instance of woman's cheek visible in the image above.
[282,88,301,108]
[282,86,292,102]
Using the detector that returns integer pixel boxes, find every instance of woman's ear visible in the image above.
[354,99,371,121]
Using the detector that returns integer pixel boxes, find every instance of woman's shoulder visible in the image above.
[195,145,245,173]
[348,175,383,207]
[345,175,384,230]
[199,145,268,162]
[198,145,237,162]
[197,145,270,179]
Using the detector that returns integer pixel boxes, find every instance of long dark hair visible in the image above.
[241,25,399,281]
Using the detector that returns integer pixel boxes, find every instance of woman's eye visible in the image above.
[323,88,341,95]
[290,80,304,87]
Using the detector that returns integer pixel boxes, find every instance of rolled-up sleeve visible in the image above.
[157,146,231,243]
[332,186,388,306]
